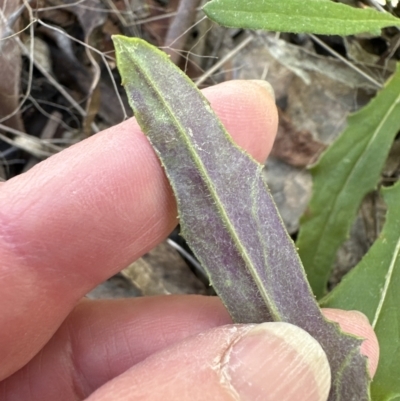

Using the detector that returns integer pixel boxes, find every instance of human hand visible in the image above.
[0,81,378,401]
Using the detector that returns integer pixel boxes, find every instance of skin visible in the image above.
[0,81,378,400]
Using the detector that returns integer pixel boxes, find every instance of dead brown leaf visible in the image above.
[0,0,24,133]
[122,241,207,296]
[64,0,107,135]
[143,0,180,45]
[164,0,202,64]
[271,109,327,168]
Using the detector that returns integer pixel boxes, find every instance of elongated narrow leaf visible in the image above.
[203,0,400,36]
[113,36,370,401]
[320,182,400,401]
[297,64,400,299]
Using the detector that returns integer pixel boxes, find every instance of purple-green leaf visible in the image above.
[112,35,370,401]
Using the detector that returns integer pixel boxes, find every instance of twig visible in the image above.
[100,53,128,120]
[203,27,226,71]
[103,0,130,27]
[28,95,75,131]
[309,34,383,89]
[164,0,203,64]
[0,123,62,152]
[37,20,127,121]
[385,34,400,65]
[131,10,193,26]
[166,238,209,284]
[0,133,53,158]
[183,22,213,73]
[36,1,138,15]
[195,34,254,87]
[23,111,63,172]
[35,0,87,12]
[0,127,60,159]
[367,0,389,13]
[30,98,81,128]
[3,10,127,133]
[0,0,34,125]
[0,0,32,43]
[16,37,98,128]
[0,146,18,158]
[0,19,37,42]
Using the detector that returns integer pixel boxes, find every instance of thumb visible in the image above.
[87,322,331,401]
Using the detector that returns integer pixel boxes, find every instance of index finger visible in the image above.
[0,80,278,380]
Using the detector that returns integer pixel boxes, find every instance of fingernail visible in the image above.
[250,80,275,101]
[222,322,331,401]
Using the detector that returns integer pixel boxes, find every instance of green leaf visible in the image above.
[203,0,400,36]
[112,35,371,401]
[296,64,400,299]
[320,181,400,401]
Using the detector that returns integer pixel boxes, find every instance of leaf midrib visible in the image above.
[372,236,400,328]
[130,46,274,310]
[211,9,394,24]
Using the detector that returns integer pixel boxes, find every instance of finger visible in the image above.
[0,297,378,400]
[0,296,231,400]
[0,80,278,380]
[87,322,331,401]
